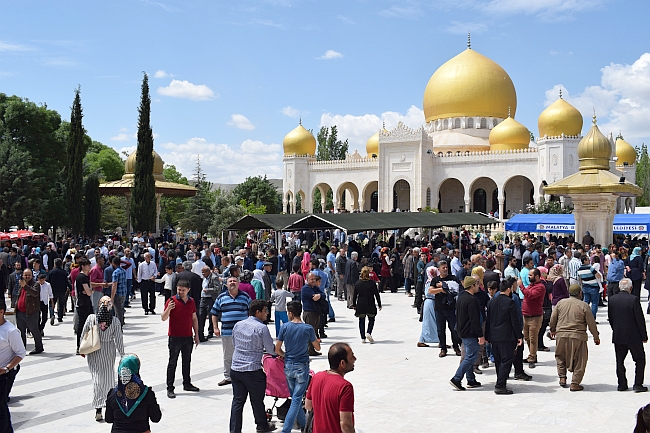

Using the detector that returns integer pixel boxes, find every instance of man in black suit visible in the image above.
[485,278,523,395]
[172,261,203,303]
[608,278,648,392]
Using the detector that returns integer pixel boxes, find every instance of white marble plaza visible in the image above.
[8,290,649,433]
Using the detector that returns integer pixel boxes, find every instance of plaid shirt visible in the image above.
[112,267,128,297]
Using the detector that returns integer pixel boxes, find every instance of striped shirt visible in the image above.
[567,257,582,280]
[210,290,251,336]
[577,264,598,288]
[231,316,276,372]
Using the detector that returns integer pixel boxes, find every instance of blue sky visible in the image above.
[2,0,650,183]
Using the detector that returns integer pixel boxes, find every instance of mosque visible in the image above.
[281,39,638,218]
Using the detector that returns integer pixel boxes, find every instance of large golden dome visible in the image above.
[538,96,583,138]
[616,137,637,166]
[124,150,165,181]
[577,115,612,170]
[489,116,530,151]
[283,124,316,156]
[423,48,517,123]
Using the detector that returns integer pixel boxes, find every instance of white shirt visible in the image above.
[39,281,53,304]
[155,273,173,291]
[0,320,26,367]
[137,260,158,282]
[192,259,207,276]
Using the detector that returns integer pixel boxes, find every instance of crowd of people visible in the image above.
[1,227,650,432]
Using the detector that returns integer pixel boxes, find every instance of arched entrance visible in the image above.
[393,179,411,211]
[438,178,465,213]
[362,181,379,212]
[285,191,293,214]
[336,182,360,212]
[312,183,333,213]
[504,175,535,216]
[470,177,498,213]
[473,189,487,213]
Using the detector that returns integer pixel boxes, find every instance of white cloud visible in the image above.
[481,0,604,20]
[111,133,131,142]
[445,21,488,35]
[337,15,355,24]
[157,138,282,183]
[116,146,137,159]
[0,41,31,52]
[250,18,284,29]
[320,105,425,150]
[227,114,255,130]
[316,50,343,60]
[543,53,650,143]
[154,70,171,78]
[378,4,421,19]
[281,106,301,118]
[156,79,216,101]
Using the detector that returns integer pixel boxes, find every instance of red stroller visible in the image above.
[263,354,291,422]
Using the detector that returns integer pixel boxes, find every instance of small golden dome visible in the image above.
[423,48,517,123]
[365,126,388,157]
[283,123,316,156]
[577,115,612,170]
[489,115,530,151]
[538,95,583,138]
[615,137,636,166]
[124,150,165,181]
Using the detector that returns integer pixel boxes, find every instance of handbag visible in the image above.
[79,317,101,355]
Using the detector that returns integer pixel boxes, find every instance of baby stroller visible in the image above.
[263,354,291,422]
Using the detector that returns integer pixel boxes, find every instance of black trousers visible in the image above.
[230,369,268,433]
[0,366,19,433]
[303,311,320,355]
[632,279,642,298]
[537,310,551,349]
[615,342,646,387]
[414,280,424,310]
[607,281,620,299]
[492,341,517,389]
[436,308,461,350]
[513,339,525,375]
[140,280,156,312]
[53,291,67,320]
[166,336,193,390]
[76,305,93,350]
[198,296,216,338]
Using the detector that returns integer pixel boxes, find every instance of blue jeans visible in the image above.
[274,311,289,338]
[283,361,310,433]
[325,286,335,320]
[582,287,599,318]
[404,278,413,293]
[453,338,479,383]
[270,274,277,290]
[125,279,133,305]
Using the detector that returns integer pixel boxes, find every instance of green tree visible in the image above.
[209,189,246,235]
[240,199,266,214]
[83,173,101,237]
[312,188,333,212]
[178,158,213,235]
[0,139,34,230]
[65,88,86,236]
[84,141,125,181]
[160,164,190,229]
[636,143,650,206]
[100,196,128,232]
[232,175,281,214]
[131,73,157,232]
[316,125,348,161]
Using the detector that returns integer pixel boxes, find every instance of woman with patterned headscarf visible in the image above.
[238,270,257,300]
[81,296,124,421]
[105,354,162,432]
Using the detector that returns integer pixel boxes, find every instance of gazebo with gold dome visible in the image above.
[100,150,196,234]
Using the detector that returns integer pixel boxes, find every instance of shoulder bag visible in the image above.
[79,316,101,355]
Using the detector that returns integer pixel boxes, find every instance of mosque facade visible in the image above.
[282,43,638,218]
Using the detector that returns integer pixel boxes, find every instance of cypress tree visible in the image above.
[65,87,84,236]
[131,73,157,232]
[83,173,101,237]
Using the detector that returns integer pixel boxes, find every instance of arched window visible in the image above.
[467,118,474,128]
[473,188,487,213]
[480,118,487,129]
[447,151,452,156]
[492,189,498,213]
[426,187,431,207]
[453,118,460,129]
[456,151,461,156]
[370,191,379,211]
[437,152,443,157]
[493,118,498,127]
[443,119,448,129]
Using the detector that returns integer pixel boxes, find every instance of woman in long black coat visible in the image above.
[626,246,645,298]
[353,266,382,343]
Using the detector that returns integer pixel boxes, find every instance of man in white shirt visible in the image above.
[137,253,159,315]
[191,255,207,276]
[0,297,26,432]
[37,274,53,333]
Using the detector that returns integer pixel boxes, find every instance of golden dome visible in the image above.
[423,48,517,123]
[538,96,583,138]
[124,150,165,181]
[488,115,530,151]
[283,123,316,156]
[365,126,388,157]
[615,137,636,166]
[577,115,612,170]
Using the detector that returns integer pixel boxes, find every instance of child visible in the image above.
[155,264,174,302]
[270,278,292,338]
[287,264,304,305]
[37,273,54,335]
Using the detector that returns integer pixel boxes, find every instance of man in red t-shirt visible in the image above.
[161,279,200,399]
[305,343,356,433]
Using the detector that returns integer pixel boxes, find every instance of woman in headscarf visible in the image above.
[470,266,485,290]
[549,264,569,307]
[81,296,125,421]
[105,354,162,432]
[626,246,645,297]
[251,269,265,300]
[238,270,257,300]
[301,249,311,279]
[417,266,439,348]
[379,247,392,293]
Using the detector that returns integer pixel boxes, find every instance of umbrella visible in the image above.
[13,230,36,239]
[0,233,9,241]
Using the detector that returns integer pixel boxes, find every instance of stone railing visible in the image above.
[432,147,539,164]
[536,134,582,141]
[308,157,379,171]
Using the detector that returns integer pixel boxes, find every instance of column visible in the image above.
[332,199,339,214]
[155,193,163,237]
[283,197,288,214]
[359,198,365,212]
[498,198,505,222]
[464,196,471,213]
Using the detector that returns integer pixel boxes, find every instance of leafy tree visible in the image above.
[100,196,128,232]
[0,139,34,230]
[160,164,190,228]
[131,73,157,232]
[636,143,650,206]
[85,141,125,181]
[209,189,246,236]
[178,158,213,235]
[316,125,348,161]
[312,188,333,212]
[83,173,101,237]
[232,175,281,214]
[65,88,86,236]
[240,199,266,214]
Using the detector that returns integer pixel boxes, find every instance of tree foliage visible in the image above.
[312,188,333,213]
[178,158,213,235]
[526,198,573,214]
[160,164,190,229]
[316,126,348,161]
[85,141,125,181]
[0,139,34,230]
[65,88,86,235]
[636,143,650,206]
[232,175,281,214]
[209,190,246,236]
[100,196,128,232]
[131,73,157,232]
[83,173,101,237]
